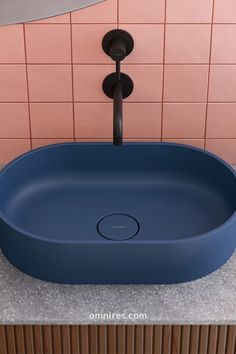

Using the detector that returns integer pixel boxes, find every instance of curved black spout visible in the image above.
[103,71,133,146]
[113,80,123,146]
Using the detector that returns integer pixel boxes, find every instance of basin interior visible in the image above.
[0,143,235,242]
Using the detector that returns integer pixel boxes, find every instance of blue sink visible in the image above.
[0,142,235,284]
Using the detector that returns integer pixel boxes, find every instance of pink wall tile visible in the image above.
[166,0,213,23]
[163,103,206,138]
[122,25,164,64]
[75,103,112,138]
[0,103,29,138]
[165,25,211,64]
[76,138,112,142]
[214,0,236,23]
[32,138,74,149]
[123,65,163,102]
[75,103,161,139]
[30,13,70,24]
[74,64,163,102]
[0,0,236,164]
[25,24,71,63]
[164,65,208,102]
[206,139,236,164]
[119,0,165,24]
[124,138,161,142]
[27,65,72,101]
[76,138,161,142]
[72,24,114,63]
[209,65,236,102]
[72,24,164,64]
[207,103,236,138]
[211,25,236,63]
[0,65,27,102]
[163,139,205,149]
[71,0,117,23]
[73,65,113,102]
[0,25,25,63]
[30,103,74,138]
[123,103,161,138]
[0,139,31,164]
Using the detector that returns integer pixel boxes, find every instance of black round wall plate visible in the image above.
[102,29,134,59]
[103,73,134,99]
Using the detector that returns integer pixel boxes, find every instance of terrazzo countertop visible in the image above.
[0,165,235,325]
[0,250,236,325]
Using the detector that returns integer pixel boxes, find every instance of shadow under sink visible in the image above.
[0,142,235,284]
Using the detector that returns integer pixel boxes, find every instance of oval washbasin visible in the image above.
[0,142,235,284]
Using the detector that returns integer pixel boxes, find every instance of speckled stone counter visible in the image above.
[0,249,236,325]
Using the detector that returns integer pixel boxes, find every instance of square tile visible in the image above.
[214,0,236,23]
[75,103,112,138]
[28,65,72,102]
[119,0,165,23]
[207,103,236,138]
[122,25,164,64]
[76,138,112,142]
[0,25,25,63]
[0,139,31,164]
[0,103,29,138]
[124,138,161,142]
[212,25,236,63]
[166,0,213,23]
[165,25,211,64]
[123,103,162,138]
[30,103,74,138]
[32,138,73,149]
[123,65,163,102]
[75,103,162,139]
[206,139,236,164]
[163,103,206,138]
[72,24,114,63]
[75,138,161,142]
[209,65,236,101]
[75,104,161,139]
[164,65,208,102]
[71,0,117,23]
[74,65,163,102]
[0,65,27,102]
[163,138,205,149]
[73,65,114,102]
[25,24,71,63]
[30,13,70,24]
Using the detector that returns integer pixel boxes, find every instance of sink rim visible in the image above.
[0,141,235,245]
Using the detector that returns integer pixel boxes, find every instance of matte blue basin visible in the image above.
[0,142,235,284]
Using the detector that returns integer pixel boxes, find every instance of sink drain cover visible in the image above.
[97,214,139,241]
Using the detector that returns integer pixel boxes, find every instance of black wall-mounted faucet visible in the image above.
[102,29,134,146]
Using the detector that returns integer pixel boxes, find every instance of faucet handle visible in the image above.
[102,29,134,62]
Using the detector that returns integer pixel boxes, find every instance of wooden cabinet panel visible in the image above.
[0,325,235,354]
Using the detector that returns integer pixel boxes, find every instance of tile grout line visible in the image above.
[160,0,167,142]
[204,0,215,150]
[22,22,236,25]
[19,62,236,66]
[3,62,236,66]
[0,137,236,140]
[117,0,119,29]
[70,12,76,142]
[3,100,236,104]
[22,23,33,150]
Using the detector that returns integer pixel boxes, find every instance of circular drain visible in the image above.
[97,214,139,241]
